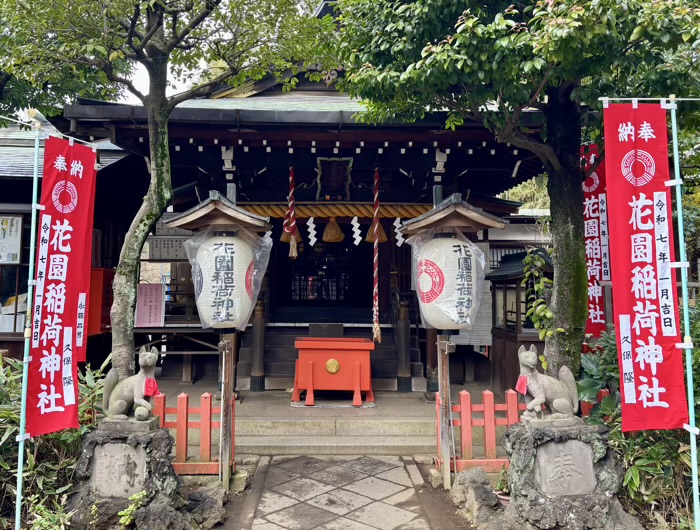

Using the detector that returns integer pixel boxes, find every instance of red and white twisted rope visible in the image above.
[372,168,381,343]
[284,167,298,258]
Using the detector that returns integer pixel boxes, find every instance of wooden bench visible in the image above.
[291,337,375,407]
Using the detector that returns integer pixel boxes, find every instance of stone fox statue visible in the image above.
[102,347,160,421]
[516,345,579,420]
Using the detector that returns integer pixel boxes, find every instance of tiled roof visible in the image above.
[0,126,126,179]
[179,94,366,113]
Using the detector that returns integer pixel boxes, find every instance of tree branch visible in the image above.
[497,106,561,171]
[0,71,13,99]
[169,0,223,52]
[167,66,237,109]
[584,151,605,178]
[102,62,145,102]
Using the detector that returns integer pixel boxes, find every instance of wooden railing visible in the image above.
[580,389,611,417]
[436,390,527,473]
[153,392,235,475]
[436,389,610,473]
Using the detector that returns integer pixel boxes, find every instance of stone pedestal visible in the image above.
[69,420,225,530]
[499,421,643,530]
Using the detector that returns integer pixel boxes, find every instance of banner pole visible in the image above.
[668,97,700,530]
[14,117,42,530]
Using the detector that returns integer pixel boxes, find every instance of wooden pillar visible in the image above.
[437,334,455,490]
[396,301,412,392]
[425,328,439,400]
[251,300,266,392]
[219,331,237,490]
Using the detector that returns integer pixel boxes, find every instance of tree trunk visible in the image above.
[541,84,588,375]
[110,68,172,379]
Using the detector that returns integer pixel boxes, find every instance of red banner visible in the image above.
[581,145,609,339]
[27,137,97,436]
[604,103,688,432]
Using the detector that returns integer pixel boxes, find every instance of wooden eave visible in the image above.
[166,190,272,232]
[239,202,432,219]
[399,194,508,234]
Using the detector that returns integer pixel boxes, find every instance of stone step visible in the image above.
[235,417,436,437]
[234,435,437,456]
[168,419,507,447]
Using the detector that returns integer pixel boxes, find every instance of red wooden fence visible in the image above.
[436,389,609,473]
[436,390,527,473]
[580,389,610,417]
[153,392,235,475]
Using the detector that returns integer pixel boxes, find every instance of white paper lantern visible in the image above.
[414,234,482,331]
[192,233,254,329]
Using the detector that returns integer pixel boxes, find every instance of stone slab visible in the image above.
[98,416,160,433]
[271,477,335,502]
[266,503,337,530]
[90,443,146,498]
[534,440,596,496]
[306,489,374,516]
[524,417,584,428]
[309,465,368,486]
[256,491,299,516]
[314,517,378,530]
[343,476,406,500]
[345,501,417,530]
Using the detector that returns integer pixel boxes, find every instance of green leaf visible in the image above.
[630,26,644,41]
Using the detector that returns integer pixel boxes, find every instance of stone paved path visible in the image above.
[247,455,432,530]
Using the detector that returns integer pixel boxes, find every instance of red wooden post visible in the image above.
[176,393,189,464]
[200,393,212,463]
[483,391,497,459]
[505,390,520,425]
[153,393,166,428]
[459,390,473,460]
[306,361,315,406]
[353,362,362,407]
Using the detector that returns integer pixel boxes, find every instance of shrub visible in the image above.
[0,356,108,527]
[579,309,700,529]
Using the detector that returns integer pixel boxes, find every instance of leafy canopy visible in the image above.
[0,16,122,117]
[335,0,700,168]
[2,0,329,108]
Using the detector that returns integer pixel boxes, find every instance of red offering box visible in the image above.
[292,337,375,407]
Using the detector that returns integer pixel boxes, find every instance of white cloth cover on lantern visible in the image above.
[407,230,485,331]
[183,225,272,330]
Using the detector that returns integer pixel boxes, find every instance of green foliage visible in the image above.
[332,0,700,372]
[0,14,123,117]
[577,331,620,402]
[334,0,700,133]
[580,313,700,529]
[27,495,74,530]
[118,490,148,529]
[495,465,510,495]
[522,249,559,343]
[501,174,550,210]
[0,357,108,527]
[588,393,694,529]
[2,0,330,107]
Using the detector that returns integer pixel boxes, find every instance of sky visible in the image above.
[118,64,190,104]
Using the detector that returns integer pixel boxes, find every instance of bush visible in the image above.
[0,356,108,528]
[579,309,700,529]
